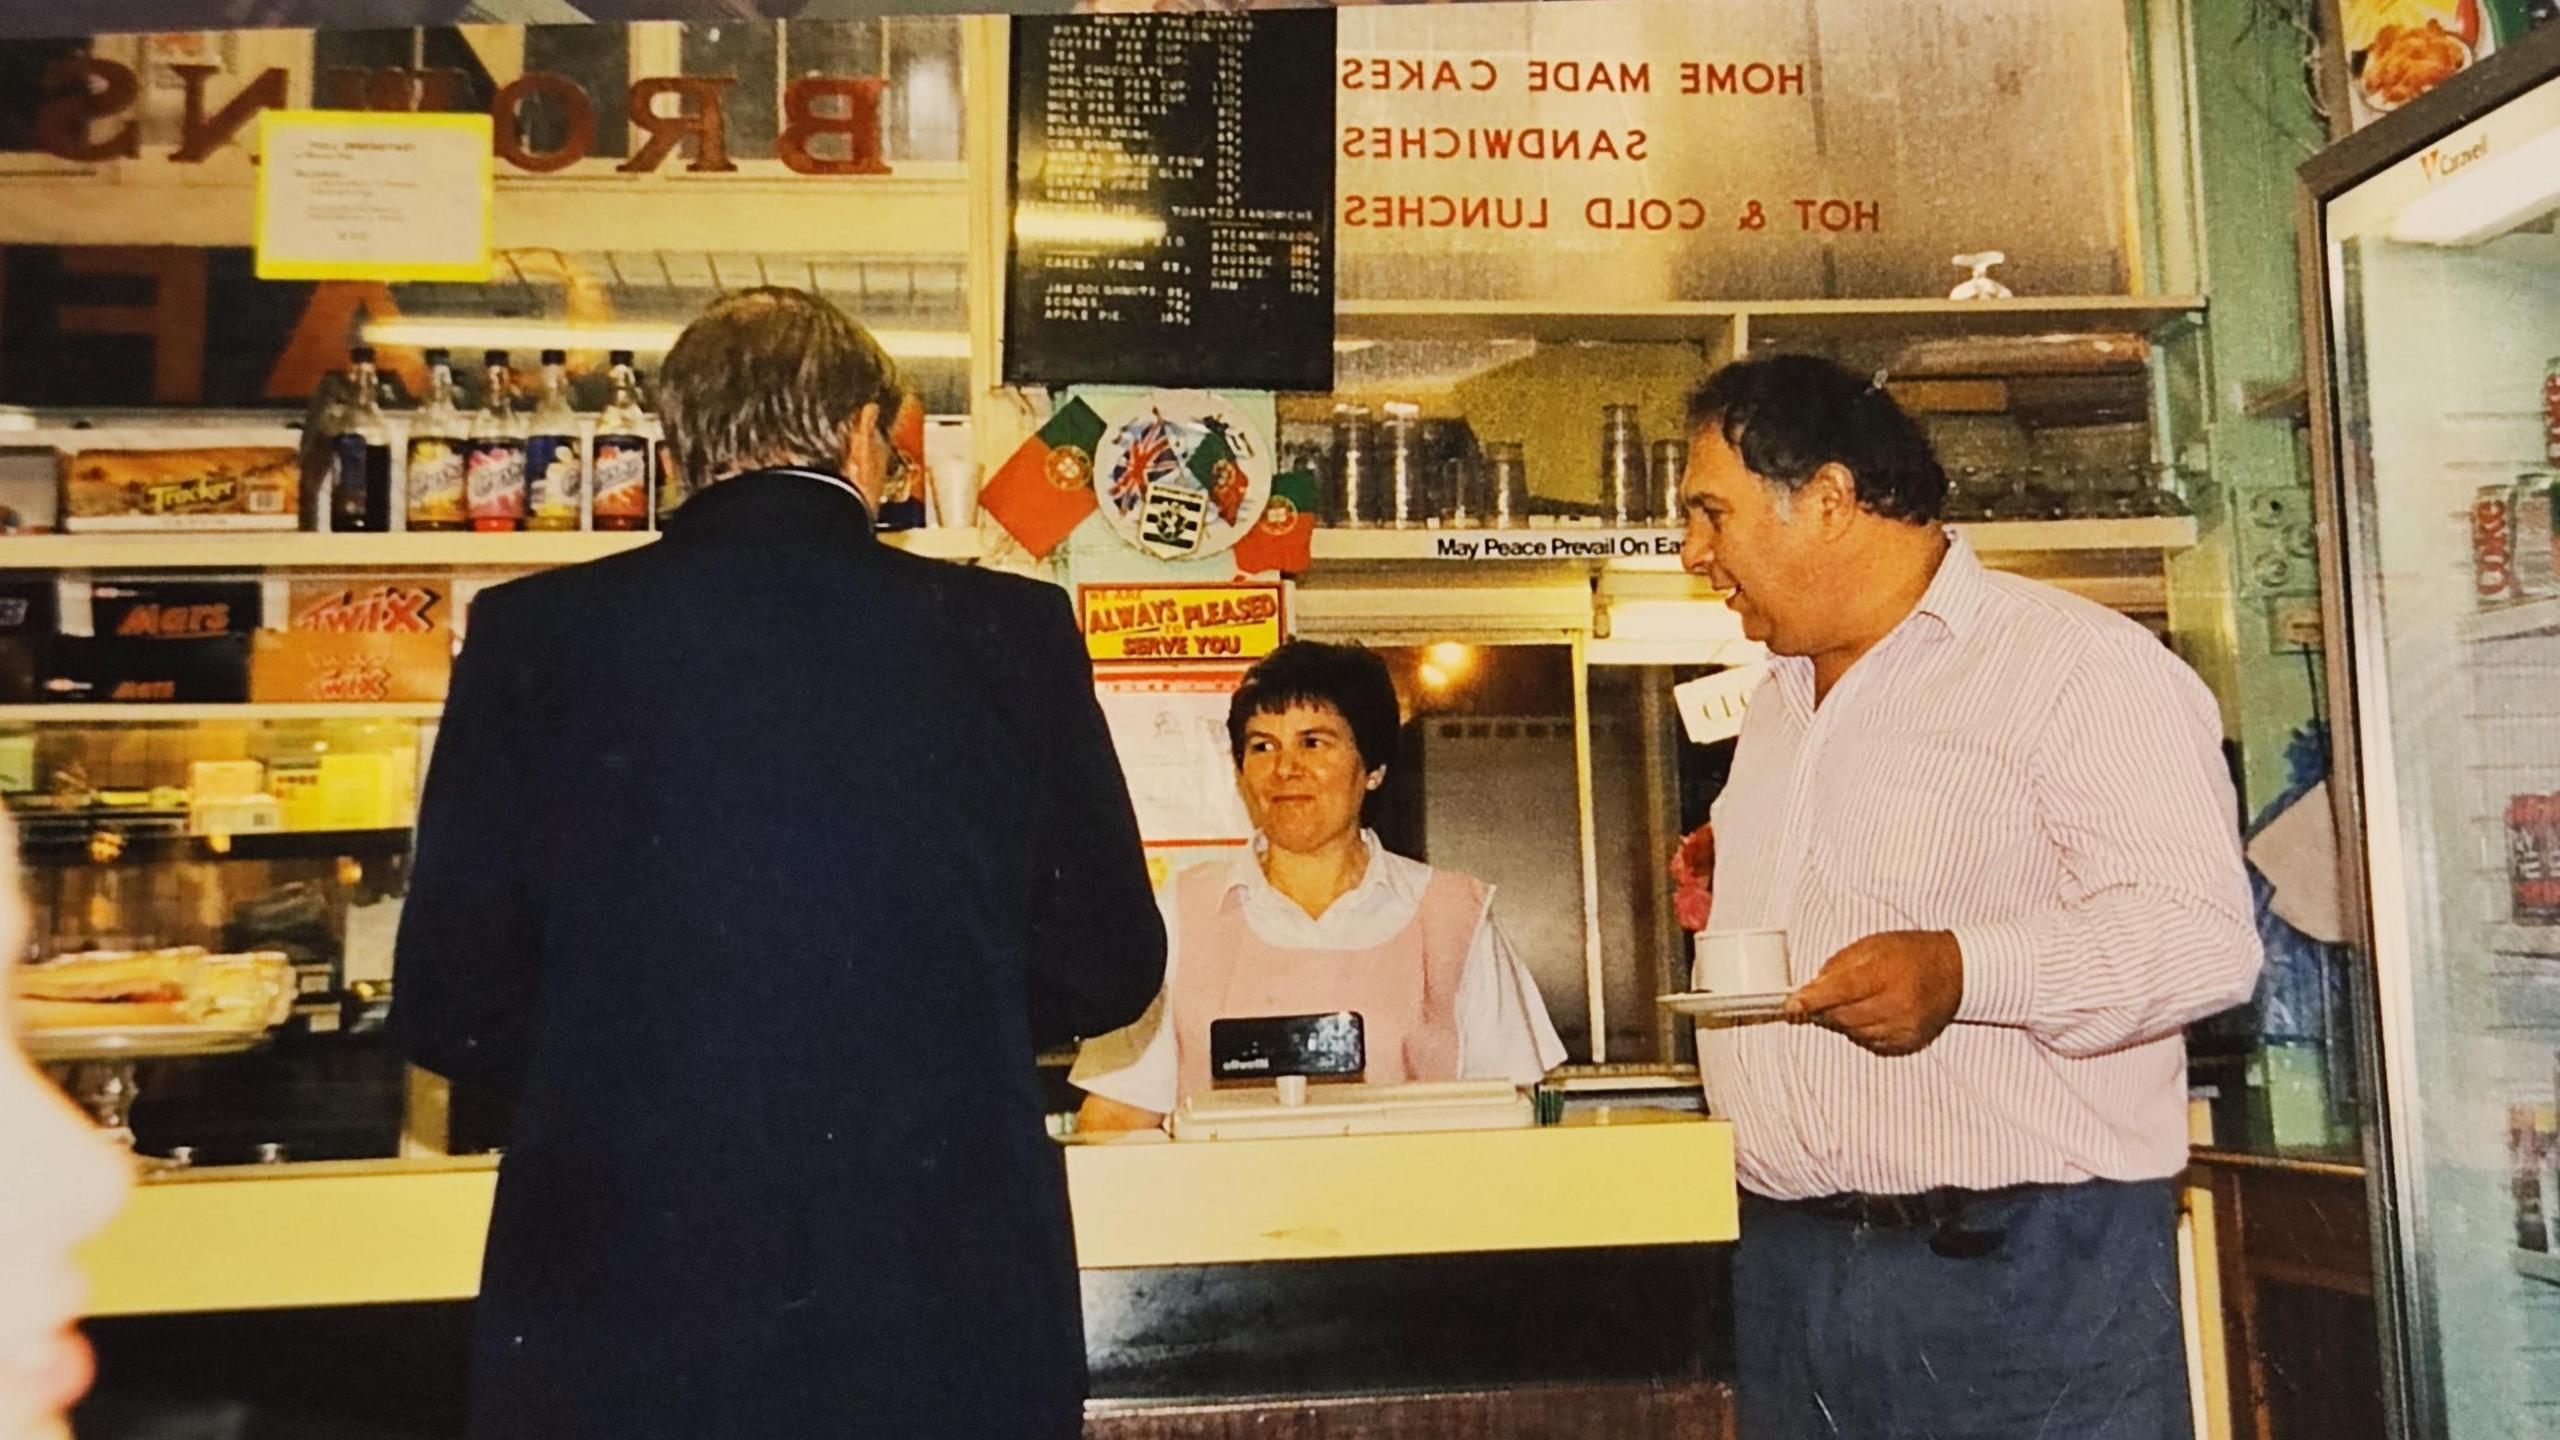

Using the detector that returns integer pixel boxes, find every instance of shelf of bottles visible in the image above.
[330,345,658,538]
[0,529,982,569]
[0,345,982,566]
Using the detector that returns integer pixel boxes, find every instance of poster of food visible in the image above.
[2332,0,2555,131]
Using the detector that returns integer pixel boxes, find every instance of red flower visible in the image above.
[1669,823,1714,933]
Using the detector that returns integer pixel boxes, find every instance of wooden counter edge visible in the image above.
[80,1110,1736,1316]
[2186,1146,2366,1181]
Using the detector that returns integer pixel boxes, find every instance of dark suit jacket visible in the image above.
[389,469,1164,1440]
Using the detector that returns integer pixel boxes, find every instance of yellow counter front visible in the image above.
[79,1108,1734,1317]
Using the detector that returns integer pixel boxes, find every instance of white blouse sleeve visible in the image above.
[1068,879,1183,1115]
[1453,890,1570,1083]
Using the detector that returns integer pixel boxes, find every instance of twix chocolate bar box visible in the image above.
[250,580,452,703]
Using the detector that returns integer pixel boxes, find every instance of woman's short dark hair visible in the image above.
[1684,354,1947,524]
[1226,641,1400,772]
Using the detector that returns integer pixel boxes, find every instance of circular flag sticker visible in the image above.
[1093,390,1273,562]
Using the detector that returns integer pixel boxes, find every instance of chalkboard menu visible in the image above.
[1005,11,1336,393]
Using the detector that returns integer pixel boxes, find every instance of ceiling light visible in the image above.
[1423,642,1476,681]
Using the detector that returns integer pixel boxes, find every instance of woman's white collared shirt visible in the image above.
[1069,830,1568,1115]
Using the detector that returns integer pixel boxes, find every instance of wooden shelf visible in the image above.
[12,824,414,859]
[1740,296,2204,344]
[2460,597,2560,644]
[2487,924,2560,958]
[2513,1249,2560,1286]
[1334,301,1737,345]
[1312,525,1678,565]
[0,425,302,452]
[1331,296,2205,347]
[0,527,985,570]
[0,703,442,723]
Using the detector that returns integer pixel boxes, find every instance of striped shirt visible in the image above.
[1702,535,2261,1200]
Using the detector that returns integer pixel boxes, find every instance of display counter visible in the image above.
[79,1107,1732,1317]
[2188,1148,2380,1440]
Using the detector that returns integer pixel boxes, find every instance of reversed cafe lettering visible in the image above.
[35,58,893,175]
[1338,56,1501,91]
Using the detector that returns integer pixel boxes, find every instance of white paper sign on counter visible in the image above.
[1672,664,1767,745]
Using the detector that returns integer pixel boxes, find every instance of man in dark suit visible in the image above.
[390,287,1165,1440]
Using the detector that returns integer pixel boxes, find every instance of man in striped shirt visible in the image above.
[1679,355,2261,1439]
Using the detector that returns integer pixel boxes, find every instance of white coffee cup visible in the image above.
[1692,928,1789,995]
[924,417,979,527]
[929,458,980,528]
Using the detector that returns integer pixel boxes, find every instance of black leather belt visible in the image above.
[1767,1184,2044,1258]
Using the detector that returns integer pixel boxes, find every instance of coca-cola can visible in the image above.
[2476,482,2519,603]
[2523,475,2560,599]
[2517,793,2552,924]
[2543,356,2559,465]
[2539,791,2560,924]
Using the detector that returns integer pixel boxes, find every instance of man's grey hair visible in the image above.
[656,287,902,494]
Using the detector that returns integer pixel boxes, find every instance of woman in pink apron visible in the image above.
[1073,642,1564,1132]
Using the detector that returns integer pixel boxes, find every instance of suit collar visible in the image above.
[663,468,880,546]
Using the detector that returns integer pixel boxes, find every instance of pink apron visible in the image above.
[1169,858,1485,1111]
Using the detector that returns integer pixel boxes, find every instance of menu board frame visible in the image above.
[1003,10,1337,393]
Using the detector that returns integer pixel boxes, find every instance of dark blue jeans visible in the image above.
[1734,1179,2191,1440]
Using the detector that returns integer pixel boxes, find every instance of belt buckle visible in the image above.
[1819,1188,2010,1256]
[1923,1190,2008,1259]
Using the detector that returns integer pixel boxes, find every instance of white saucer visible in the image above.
[1657,990,1791,1021]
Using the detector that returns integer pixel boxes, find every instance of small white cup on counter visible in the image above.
[1692,928,1789,995]
[924,416,980,527]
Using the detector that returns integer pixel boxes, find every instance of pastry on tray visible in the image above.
[12,947,294,1031]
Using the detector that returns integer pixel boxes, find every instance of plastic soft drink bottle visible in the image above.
[467,350,528,533]
[330,347,393,533]
[405,349,468,533]
[592,350,654,532]
[524,348,584,532]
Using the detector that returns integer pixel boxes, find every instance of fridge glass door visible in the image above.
[2320,69,2560,1437]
